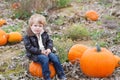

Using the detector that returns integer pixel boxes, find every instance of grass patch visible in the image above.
[0,62,8,74]
[57,0,71,8]
[52,33,63,39]
[53,16,65,25]
[64,24,90,40]
[113,32,120,44]
[96,21,102,26]
[0,50,26,77]
[1,22,23,33]
[53,38,73,63]
[103,15,116,20]
[90,29,104,41]
[2,63,25,78]
[98,0,112,7]
[92,40,108,47]
[10,0,71,19]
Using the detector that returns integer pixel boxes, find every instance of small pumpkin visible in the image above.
[80,44,116,77]
[68,44,88,63]
[8,32,22,43]
[0,19,6,27]
[0,29,8,46]
[29,61,56,78]
[85,10,99,21]
[114,55,120,68]
[12,2,21,9]
[0,35,7,46]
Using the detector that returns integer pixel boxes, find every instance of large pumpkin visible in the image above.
[29,61,56,78]
[80,45,116,77]
[85,10,99,21]
[114,55,120,68]
[8,32,22,43]
[68,44,88,63]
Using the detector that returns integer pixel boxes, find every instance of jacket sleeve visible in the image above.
[23,35,41,55]
[46,34,53,51]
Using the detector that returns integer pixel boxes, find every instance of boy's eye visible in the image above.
[33,24,42,27]
[34,25,38,27]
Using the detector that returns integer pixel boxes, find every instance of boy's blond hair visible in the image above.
[28,14,46,27]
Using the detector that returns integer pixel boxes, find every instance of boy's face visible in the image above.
[31,23,44,34]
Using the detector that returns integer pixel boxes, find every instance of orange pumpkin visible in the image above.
[114,55,120,68]
[29,61,56,78]
[68,44,88,63]
[0,29,7,46]
[0,19,6,27]
[80,45,116,77]
[85,10,99,21]
[8,32,22,43]
[12,2,21,9]
[0,35,7,46]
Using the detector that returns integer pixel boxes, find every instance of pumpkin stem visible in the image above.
[96,43,101,52]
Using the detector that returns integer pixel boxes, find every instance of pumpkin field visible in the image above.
[0,0,120,80]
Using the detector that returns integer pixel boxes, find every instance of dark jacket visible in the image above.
[23,31,53,61]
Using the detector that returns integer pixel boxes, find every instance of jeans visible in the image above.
[36,53,65,80]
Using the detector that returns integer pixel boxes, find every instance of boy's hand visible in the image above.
[46,49,51,54]
[41,50,46,54]
[41,49,51,56]
[44,49,51,56]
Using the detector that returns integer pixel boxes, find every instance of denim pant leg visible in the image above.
[48,53,65,78]
[37,54,51,80]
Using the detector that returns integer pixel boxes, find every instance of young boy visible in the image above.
[23,14,66,80]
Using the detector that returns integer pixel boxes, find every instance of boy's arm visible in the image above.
[46,34,53,51]
[23,36,41,55]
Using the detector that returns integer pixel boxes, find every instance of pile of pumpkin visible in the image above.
[68,44,120,78]
[28,44,120,79]
[0,29,22,46]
